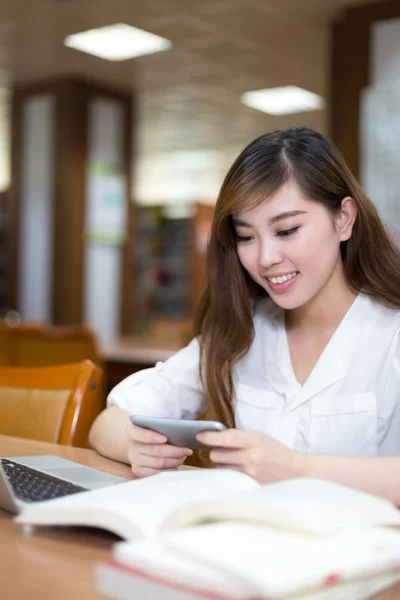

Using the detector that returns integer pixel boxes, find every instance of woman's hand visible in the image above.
[196,428,308,484]
[126,423,193,478]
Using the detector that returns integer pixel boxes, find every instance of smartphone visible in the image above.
[130,416,227,450]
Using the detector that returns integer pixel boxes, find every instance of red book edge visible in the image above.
[97,559,345,599]
[97,557,254,600]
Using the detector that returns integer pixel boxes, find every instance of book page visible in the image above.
[164,522,400,598]
[164,477,400,535]
[16,468,258,540]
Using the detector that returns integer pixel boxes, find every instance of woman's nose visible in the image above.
[258,242,283,269]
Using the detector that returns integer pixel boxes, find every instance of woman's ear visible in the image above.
[337,196,357,241]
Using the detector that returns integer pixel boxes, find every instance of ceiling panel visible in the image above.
[0,0,385,199]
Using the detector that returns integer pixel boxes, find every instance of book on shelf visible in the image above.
[14,468,400,598]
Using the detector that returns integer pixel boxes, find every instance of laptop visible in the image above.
[0,455,127,514]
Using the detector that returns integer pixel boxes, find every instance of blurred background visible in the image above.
[0,0,398,391]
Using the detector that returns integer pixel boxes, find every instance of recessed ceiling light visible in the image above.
[240,86,326,115]
[64,23,172,61]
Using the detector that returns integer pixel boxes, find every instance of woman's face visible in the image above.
[233,181,355,311]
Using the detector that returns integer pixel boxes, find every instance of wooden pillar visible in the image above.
[8,78,134,339]
[330,0,400,177]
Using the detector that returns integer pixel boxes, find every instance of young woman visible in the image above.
[89,126,400,479]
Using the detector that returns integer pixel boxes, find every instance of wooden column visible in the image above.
[8,78,134,337]
[330,0,400,177]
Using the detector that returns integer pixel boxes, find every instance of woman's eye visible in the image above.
[275,227,299,238]
[235,235,253,243]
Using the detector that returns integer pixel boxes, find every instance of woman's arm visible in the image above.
[88,405,132,463]
[197,429,400,505]
[88,405,192,475]
[89,340,203,471]
[303,453,400,506]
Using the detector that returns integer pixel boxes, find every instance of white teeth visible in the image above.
[267,272,297,284]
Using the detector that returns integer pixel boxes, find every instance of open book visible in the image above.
[16,469,400,598]
[15,468,400,540]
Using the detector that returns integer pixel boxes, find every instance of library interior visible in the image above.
[2,0,400,599]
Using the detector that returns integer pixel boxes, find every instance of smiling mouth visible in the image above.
[266,271,299,284]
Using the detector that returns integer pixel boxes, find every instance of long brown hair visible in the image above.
[194,126,400,429]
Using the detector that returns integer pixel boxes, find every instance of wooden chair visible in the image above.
[0,360,103,447]
[6,323,106,408]
[0,318,49,366]
[7,324,103,369]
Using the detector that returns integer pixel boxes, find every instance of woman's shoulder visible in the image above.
[363,293,400,318]
[360,293,400,335]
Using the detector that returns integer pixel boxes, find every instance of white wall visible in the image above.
[83,97,127,343]
[360,18,400,242]
[18,94,54,322]
[371,18,400,85]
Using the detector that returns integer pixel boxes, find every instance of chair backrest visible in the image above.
[7,323,106,407]
[0,360,103,447]
[7,324,103,369]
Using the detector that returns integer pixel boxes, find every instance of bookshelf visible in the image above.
[134,206,191,329]
[133,203,214,334]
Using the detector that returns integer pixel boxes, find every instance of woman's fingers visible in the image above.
[134,453,188,470]
[126,424,194,478]
[136,442,192,459]
[209,448,246,466]
[197,428,257,448]
[127,423,167,444]
[128,442,190,476]
[128,439,192,475]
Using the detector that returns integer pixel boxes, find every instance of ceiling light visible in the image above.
[241,86,326,115]
[64,23,172,61]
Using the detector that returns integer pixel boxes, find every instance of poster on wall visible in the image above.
[85,162,128,245]
[361,80,400,245]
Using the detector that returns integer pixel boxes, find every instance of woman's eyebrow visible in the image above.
[233,210,308,228]
[232,218,252,227]
[268,210,308,224]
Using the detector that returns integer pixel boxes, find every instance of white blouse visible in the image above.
[108,293,400,457]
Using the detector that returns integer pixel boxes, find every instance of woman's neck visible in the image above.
[285,268,358,334]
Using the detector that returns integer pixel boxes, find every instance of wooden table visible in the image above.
[0,435,133,600]
[101,336,184,395]
[1,435,400,600]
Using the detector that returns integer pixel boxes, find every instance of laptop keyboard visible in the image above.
[1,459,87,503]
